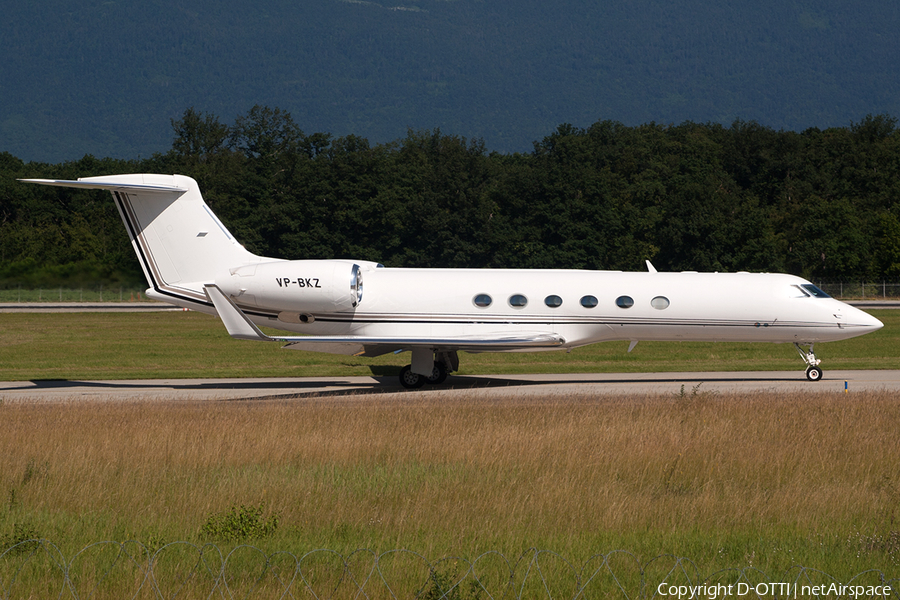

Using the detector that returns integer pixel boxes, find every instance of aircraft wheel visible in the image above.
[806,365,823,382]
[425,362,448,385]
[399,365,425,389]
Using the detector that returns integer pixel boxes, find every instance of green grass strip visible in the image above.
[0,310,896,381]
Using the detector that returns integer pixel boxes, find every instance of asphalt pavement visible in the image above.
[2,370,897,402]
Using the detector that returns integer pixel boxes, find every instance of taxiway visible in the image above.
[1,370,898,402]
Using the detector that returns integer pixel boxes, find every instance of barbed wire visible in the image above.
[1,540,898,599]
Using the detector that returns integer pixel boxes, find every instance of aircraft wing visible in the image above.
[280,335,565,357]
[204,284,565,356]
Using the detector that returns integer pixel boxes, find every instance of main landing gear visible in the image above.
[794,342,823,381]
[398,350,458,389]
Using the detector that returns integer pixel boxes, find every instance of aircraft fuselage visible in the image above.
[209,261,881,348]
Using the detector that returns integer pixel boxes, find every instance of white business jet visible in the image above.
[21,174,883,388]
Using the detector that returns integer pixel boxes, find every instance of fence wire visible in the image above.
[1,282,900,304]
[1,540,898,599]
[814,281,900,300]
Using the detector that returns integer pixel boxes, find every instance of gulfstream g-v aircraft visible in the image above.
[22,174,883,388]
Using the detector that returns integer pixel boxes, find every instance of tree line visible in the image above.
[2,107,899,287]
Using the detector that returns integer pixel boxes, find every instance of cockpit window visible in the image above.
[800,284,831,298]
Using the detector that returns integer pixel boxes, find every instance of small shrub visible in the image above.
[146,532,166,555]
[0,522,41,556]
[421,569,483,600]
[21,458,49,486]
[200,504,278,542]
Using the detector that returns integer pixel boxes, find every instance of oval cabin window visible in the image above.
[544,295,563,308]
[580,295,598,308]
[651,296,670,310]
[615,296,634,309]
[509,294,528,308]
[473,294,492,308]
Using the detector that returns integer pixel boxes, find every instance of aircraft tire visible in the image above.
[425,362,448,385]
[806,366,823,381]
[399,365,426,389]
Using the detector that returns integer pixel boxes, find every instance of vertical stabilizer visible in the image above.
[20,174,260,308]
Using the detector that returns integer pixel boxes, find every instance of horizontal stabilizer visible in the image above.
[204,285,565,356]
[18,178,187,194]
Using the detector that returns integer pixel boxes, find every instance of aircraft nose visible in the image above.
[848,306,884,332]
[864,310,884,331]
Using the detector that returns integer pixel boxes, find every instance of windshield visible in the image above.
[800,284,831,298]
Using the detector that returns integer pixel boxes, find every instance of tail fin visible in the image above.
[20,174,260,308]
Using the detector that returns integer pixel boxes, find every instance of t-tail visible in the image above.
[19,174,262,311]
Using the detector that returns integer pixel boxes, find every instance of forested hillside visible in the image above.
[2,108,899,286]
[2,0,900,162]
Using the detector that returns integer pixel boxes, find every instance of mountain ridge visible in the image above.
[2,0,899,162]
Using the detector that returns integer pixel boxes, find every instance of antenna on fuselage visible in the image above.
[646,260,658,273]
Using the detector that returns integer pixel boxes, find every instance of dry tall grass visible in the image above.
[2,389,899,575]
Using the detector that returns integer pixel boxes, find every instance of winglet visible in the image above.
[204,284,273,341]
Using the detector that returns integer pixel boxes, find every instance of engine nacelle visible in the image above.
[216,260,365,314]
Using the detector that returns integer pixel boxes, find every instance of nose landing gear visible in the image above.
[795,343,823,381]
[805,365,823,382]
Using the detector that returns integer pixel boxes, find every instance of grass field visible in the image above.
[0,309,897,381]
[1,391,899,593]
[1,311,898,596]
